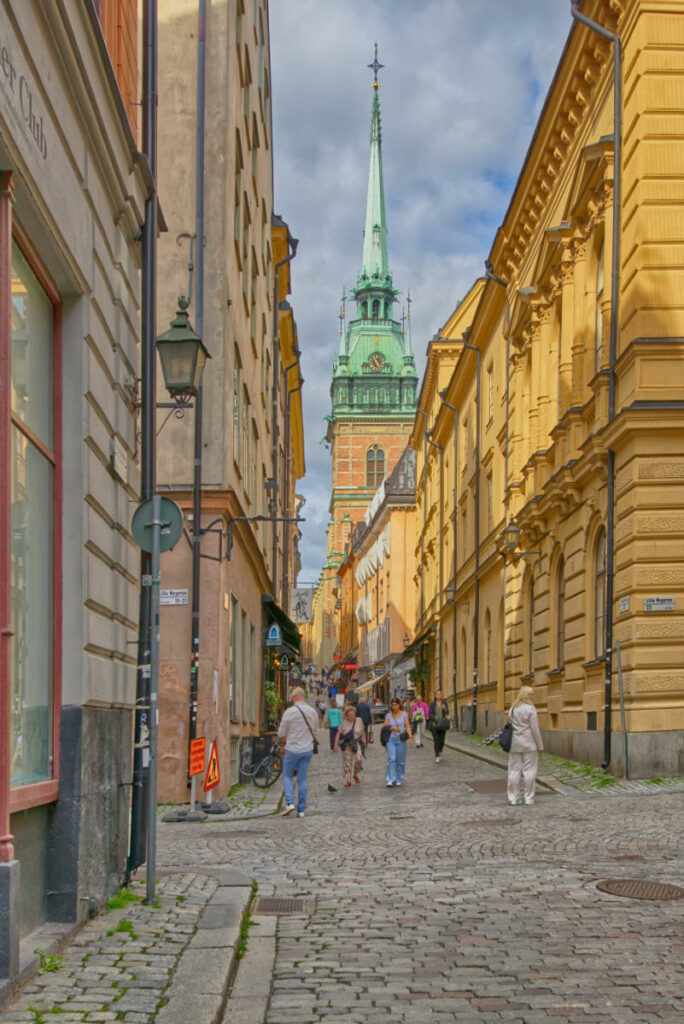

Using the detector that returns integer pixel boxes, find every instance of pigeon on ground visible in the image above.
[328,784,337,793]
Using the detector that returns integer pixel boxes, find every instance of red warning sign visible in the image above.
[203,739,220,791]
[189,737,206,777]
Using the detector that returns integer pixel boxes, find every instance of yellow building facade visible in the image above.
[415,0,684,777]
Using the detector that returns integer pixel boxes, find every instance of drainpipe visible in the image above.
[283,370,303,609]
[462,338,481,734]
[439,391,459,712]
[188,0,206,767]
[427,433,444,696]
[271,235,298,603]
[571,0,621,769]
[416,407,429,631]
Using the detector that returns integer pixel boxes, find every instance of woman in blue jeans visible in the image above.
[384,698,413,787]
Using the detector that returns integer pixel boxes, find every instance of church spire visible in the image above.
[359,44,391,289]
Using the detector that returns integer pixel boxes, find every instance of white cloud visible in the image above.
[269,0,571,580]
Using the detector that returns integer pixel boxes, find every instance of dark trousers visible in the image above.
[329,726,339,751]
[431,727,446,757]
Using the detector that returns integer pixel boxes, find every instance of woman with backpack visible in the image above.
[333,704,366,786]
[506,685,544,805]
[428,690,450,763]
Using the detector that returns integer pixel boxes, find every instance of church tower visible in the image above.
[320,46,418,665]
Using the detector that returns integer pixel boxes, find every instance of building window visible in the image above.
[595,241,604,373]
[485,609,492,684]
[372,299,379,319]
[9,239,60,790]
[366,445,385,488]
[486,471,493,534]
[232,356,241,467]
[556,556,565,669]
[461,627,467,692]
[241,610,248,722]
[230,597,239,720]
[594,528,606,658]
[486,363,494,423]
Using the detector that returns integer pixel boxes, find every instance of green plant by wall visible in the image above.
[35,948,63,974]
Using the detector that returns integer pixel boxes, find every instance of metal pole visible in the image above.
[439,391,459,717]
[571,0,621,769]
[462,340,481,734]
[188,0,206,769]
[427,436,443,694]
[128,0,158,878]
[145,494,161,904]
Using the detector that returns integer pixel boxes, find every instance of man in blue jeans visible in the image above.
[277,687,319,818]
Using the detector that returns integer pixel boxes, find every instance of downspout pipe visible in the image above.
[271,236,298,603]
[427,433,444,697]
[283,371,303,610]
[188,0,206,761]
[571,0,621,769]
[439,391,459,714]
[461,339,481,734]
[129,0,158,878]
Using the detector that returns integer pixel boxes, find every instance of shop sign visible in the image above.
[0,17,48,160]
[265,623,283,646]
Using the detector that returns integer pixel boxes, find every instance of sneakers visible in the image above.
[297,811,305,818]
[386,782,393,787]
[509,800,520,806]
[435,757,441,763]
[525,799,534,806]
[282,804,295,816]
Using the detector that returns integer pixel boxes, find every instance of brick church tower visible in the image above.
[319,47,418,667]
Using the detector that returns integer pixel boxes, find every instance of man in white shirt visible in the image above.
[277,687,319,817]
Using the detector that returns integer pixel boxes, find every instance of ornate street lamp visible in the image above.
[403,633,410,649]
[503,519,521,557]
[156,296,209,401]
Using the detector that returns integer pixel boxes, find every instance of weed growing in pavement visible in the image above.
[106,918,137,940]
[176,894,186,903]
[107,888,143,912]
[35,948,63,974]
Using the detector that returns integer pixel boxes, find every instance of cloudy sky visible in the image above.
[269,0,571,583]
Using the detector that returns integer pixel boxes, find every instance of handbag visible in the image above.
[380,724,392,747]
[434,716,449,733]
[368,725,374,744]
[400,731,409,742]
[296,706,319,755]
[498,710,514,753]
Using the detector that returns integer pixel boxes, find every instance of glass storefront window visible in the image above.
[9,241,56,787]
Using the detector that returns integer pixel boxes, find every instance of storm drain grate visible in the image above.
[596,879,684,901]
[252,897,312,915]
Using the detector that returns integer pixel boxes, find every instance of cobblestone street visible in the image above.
[157,738,683,1023]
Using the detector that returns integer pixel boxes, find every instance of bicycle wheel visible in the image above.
[264,751,282,787]
[253,753,280,788]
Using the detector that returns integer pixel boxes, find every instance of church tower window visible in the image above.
[366,445,385,488]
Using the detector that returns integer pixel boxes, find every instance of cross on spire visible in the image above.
[368,43,384,87]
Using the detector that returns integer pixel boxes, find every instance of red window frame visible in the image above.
[3,212,62,815]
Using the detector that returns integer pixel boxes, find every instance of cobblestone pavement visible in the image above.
[0,874,218,1024]
[159,738,683,1024]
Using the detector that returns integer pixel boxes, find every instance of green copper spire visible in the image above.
[329,44,417,425]
[360,45,390,287]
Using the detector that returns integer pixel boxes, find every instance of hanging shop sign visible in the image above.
[265,623,283,647]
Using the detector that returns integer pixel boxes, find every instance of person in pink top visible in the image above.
[506,684,544,805]
[410,696,430,748]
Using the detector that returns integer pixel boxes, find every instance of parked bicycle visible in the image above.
[242,740,282,788]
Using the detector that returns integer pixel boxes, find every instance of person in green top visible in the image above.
[325,703,342,751]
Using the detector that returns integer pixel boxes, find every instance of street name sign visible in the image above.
[644,596,674,612]
[161,588,189,605]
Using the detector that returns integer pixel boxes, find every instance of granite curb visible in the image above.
[443,733,567,794]
[159,783,282,825]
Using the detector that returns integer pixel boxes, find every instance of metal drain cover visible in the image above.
[252,897,312,915]
[596,879,684,901]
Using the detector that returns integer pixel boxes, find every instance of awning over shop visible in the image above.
[356,672,388,694]
[399,626,436,662]
[262,594,301,654]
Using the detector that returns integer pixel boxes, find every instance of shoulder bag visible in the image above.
[296,705,319,755]
[498,709,514,753]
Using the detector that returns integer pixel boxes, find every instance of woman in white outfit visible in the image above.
[506,685,544,805]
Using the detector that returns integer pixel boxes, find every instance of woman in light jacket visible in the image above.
[507,684,544,805]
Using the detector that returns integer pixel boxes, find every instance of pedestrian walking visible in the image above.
[410,695,430,747]
[355,696,373,743]
[506,685,544,805]
[333,705,366,786]
[277,687,319,818]
[428,690,449,762]
[384,697,413,787]
[324,701,342,751]
[316,698,326,727]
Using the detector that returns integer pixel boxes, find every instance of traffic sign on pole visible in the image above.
[203,740,220,791]
[189,737,206,777]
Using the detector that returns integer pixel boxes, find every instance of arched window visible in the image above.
[361,300,368,319]
[372,299,380,319]
[366,445,385,488]
[527,575,535,676]
[594,528,606,658]
[484,609,492,684]
[595,241,604,373]
[556,556,565,668]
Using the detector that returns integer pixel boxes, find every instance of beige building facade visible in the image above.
[415,0,684,777]
[155,0,303,802]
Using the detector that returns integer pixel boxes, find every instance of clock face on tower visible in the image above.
[369,352,385,371]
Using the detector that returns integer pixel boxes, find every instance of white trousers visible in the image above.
[507,750,538,804]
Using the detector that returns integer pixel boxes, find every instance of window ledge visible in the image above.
[582,657,605,670]
[547,666,564,678]
[519,672,534,682]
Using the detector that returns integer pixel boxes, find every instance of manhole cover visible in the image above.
[252,897,312,915]
[596,879,684,901]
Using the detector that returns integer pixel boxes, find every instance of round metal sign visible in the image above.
[132,497,184,552]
